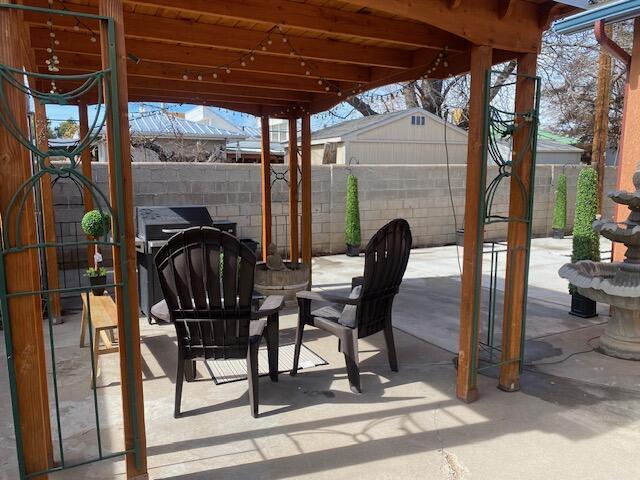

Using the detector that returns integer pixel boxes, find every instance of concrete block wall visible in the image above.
[51,161,617,261]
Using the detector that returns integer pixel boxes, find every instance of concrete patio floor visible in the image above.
[1,238,639,479]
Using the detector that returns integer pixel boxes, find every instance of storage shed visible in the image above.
[311,107,583,165]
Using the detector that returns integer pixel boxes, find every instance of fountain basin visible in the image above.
[254,262,310,304]
[559,261,640,359]
[593,220,640,247]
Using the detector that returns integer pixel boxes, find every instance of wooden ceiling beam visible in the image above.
[340,0,548,53]
[25,0,414,68]
[29,27,372,83]
[123,0,467,51]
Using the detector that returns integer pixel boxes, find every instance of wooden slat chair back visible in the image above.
[155,226,256,360]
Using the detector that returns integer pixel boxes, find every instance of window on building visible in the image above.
[411,115,426,126]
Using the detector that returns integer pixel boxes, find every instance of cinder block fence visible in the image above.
[52,162,616,259]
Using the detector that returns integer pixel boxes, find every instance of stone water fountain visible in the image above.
[559,171,640,360]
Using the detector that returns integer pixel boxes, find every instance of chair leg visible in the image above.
[184,360,197,382]
[384,323,399,372]
[291,317,305,376]
[266,313,279,382]
[342,332,361,393]
[174,353,185,418]
[247,342,260,418]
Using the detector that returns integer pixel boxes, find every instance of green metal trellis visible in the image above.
[468,69,542,385]
[0,4,142,479]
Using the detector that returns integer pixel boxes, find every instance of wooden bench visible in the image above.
[80,293,119,383]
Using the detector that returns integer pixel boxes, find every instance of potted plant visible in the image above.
[81,209,111,296]
[552,173,567,239]
[569,168,600,318]
[345,174,362,257]
[85,266,109,296]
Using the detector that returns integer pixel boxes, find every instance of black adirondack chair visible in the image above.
[154,226,284,418]
[291,218,412,393]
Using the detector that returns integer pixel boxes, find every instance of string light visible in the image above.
[178,25,343,98]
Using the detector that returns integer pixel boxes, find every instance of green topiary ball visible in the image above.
[81,209,111,239]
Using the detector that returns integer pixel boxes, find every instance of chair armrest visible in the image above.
[252,295,285,319]
[351,276,364,289]
[296,290,360,305]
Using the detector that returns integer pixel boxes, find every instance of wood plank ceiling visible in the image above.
[23,0,579,116]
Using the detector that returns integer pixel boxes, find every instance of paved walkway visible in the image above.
[1,237,639,479]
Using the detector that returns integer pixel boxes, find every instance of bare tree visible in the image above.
[539,24,632,153]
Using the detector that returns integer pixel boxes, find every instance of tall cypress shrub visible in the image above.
[345,174,361,249]
[570,168,600,293]
[552,173,567,233]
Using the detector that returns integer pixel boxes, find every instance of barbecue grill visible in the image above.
[135,206,238,322]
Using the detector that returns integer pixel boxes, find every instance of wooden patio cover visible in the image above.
[24,0,576,116]
[2,1,583,478]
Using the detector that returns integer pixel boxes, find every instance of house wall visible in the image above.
[346,141,467,165]
[52,162,616,261]
[357,113,468,143]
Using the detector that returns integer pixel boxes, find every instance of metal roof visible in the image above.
[126,112,246,140]
[555,0,640,34]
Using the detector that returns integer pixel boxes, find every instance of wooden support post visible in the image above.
[0,3,53,477]
[456,44,492,403]
[593,25,613,214]
[98,1,148,478]
[33,100,62,321]
[288,117,299,262]
[301,114,312,285]
[260,115,272,261]
[78,102,96,269]
[498,52,538,392]
[613,19,640,262]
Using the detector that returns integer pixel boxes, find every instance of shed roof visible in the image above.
[311,107,465,141]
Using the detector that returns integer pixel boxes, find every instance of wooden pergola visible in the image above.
[0,1,585,478]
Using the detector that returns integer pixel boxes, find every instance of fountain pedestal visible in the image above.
[600,306,640,359]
